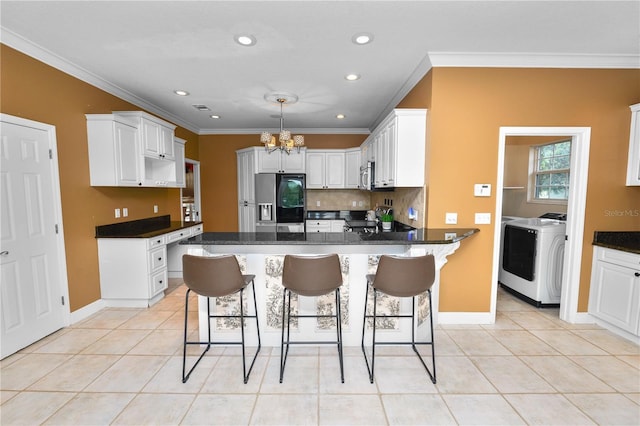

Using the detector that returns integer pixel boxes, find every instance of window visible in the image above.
[530,140,571,202]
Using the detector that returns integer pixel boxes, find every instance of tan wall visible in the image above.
[1,45,199,311]
[403,67,640,312]
[4,43,639,316]
[503,136,569,218]
[198,134,367,231]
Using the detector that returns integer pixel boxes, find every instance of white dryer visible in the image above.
[499,216,566,307]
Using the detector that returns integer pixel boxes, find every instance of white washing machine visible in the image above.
[499,215,566,307]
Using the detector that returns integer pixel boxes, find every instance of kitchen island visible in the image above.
[181,228,478,346]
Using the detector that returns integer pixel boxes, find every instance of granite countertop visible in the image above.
[181,228,479,246]
[95,215,203,238]
[593,231,640,254]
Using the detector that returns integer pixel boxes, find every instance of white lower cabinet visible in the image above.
[306,219,345,233]
[97,224,202,307]
[588,246,640,337]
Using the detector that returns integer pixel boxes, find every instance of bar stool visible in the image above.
[280,254,344,383]
[361,254,437,384]
[182,254,261,384]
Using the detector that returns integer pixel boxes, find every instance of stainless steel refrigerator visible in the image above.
[255,173,306,232]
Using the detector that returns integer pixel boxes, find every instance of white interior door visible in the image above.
[1,115,69,359]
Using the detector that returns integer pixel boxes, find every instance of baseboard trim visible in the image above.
[69,299,106,324]
[437,312,494,325]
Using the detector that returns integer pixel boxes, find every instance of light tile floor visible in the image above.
[1,283,639,425]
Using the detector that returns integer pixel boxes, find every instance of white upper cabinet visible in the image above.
[86,114,143,186]
[174,137,186,188]
[257,147,306,173]
[626,103,640,186]
[118,111,176,161]
[306,150,345,189]
[86,112,181,187]
[369,108,426,188]
[345,148,361,189]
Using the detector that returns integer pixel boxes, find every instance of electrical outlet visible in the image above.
[153,205,158,213]
[122,207,128,217]
[475,212,491,224]
[114,208,121,218]
[352,201,357,207]
[445,212,457,224]
[316,201,321,207]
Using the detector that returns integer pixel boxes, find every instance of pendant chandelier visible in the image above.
[260,94,304,154]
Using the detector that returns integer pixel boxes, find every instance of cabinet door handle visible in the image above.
[0,251,8,256]
[635,272,640,277]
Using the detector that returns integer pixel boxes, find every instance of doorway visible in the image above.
[493,127,591,324]
[181,159,201,222]
[168,159,201,279]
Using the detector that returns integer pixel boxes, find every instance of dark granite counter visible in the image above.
[593,231,640,254]
[95,215,203,238]
[181,228,478,246]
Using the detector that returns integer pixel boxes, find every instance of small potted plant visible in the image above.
[380,213,393,230]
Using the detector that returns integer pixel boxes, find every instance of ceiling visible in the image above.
[2,1,639,135]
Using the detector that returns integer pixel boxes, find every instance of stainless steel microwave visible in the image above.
[360,161,393,192]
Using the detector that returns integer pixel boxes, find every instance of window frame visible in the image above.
[528,139,571,205]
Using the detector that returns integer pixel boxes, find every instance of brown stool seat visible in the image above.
[280,254,344,383]
[182,254,261,384]
[361,254,437,384]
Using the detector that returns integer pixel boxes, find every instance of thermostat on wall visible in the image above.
[474,184,491,197]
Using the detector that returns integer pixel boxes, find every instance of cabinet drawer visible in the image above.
[306,220,331,233]
[598,247,640,270]
[190,224,203,236]
[149,246,167,272]
[147,235,166,249]
[167,228,191,243]
[150,269,168,297]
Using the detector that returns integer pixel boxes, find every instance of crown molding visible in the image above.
[1,27,201,134]
[428,52,640,69]
[198,127,371,136]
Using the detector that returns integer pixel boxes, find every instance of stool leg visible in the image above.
[182,290,211,383]
[409,291,437,384]
[239,288,247,383]
[428,289,437,383]
[279,288,291,383]
[361,283,376,384]
[240,281,262,384]
[336,288,344,383]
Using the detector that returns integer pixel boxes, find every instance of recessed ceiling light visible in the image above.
[174,90,189,96]
[345,74,360,81]
[336,114,345,119]
[210,115,220,119]
[352,33,373,45]
[234,34,257,46]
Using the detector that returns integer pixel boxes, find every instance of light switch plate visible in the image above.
[445,212,457,224]
[114,208,120,218]
[475,212,491,224]
[474,184,491,197]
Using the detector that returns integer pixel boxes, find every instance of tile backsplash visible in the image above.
[306,188,425,228]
